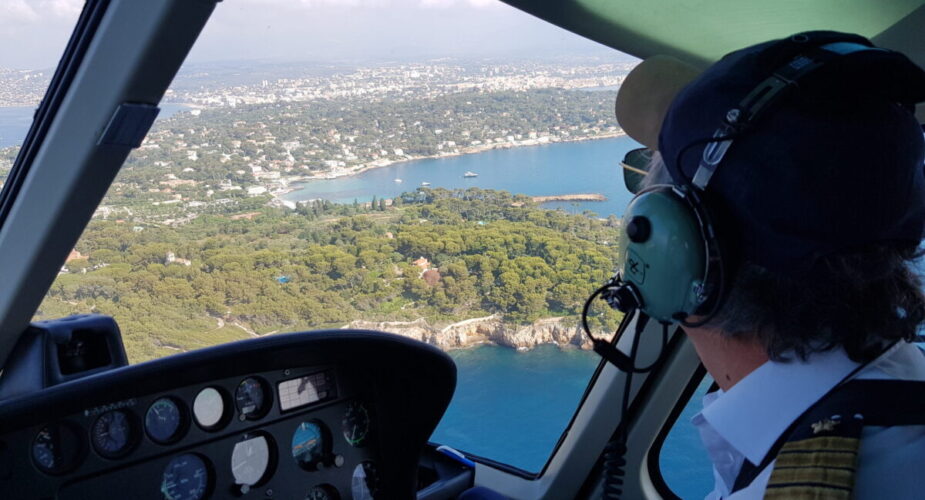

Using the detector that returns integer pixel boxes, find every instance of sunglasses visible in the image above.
[621,147,653,194]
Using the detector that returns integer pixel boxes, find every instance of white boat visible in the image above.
[394,178,403,183]
[421,182,431,186]
[463,171,478,178]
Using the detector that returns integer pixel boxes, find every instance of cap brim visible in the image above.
[615,55,702,150]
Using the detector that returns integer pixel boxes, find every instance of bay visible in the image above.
[0,103,193,149]
[285,136,642,217]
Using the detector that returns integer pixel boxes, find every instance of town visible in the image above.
[3,59,630,228]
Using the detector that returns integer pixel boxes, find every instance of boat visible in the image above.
[421,182,431,186]
[394,178,403,183]
[463,171,478,178]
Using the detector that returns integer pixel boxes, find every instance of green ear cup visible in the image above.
[618,186,709,322]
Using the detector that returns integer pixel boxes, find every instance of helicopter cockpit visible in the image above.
[0,1,922,499]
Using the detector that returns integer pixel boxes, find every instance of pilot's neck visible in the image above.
[682,325,769,392]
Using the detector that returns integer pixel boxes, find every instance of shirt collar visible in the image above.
[697,347,860,465]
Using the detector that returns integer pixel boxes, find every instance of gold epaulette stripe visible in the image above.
[765,483,852,500]
[773,465,855,472]
[778,436,860,453]
[767,467,855,489]
[774,451,858,469]
[764,435,860,499]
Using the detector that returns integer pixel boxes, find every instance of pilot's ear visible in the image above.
[615,55,701,150]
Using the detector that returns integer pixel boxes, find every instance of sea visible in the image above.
[283,136,640,217]
[0,103,193,149]
[434,346,713,498]
[0,106,712,497]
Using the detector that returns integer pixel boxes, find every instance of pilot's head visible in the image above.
[622,32,925,361]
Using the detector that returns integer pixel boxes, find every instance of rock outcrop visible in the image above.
[344,315,606,352]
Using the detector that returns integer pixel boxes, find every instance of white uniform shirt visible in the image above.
[691,341,925,499]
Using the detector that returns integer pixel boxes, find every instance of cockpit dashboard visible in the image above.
[0,329,456,499]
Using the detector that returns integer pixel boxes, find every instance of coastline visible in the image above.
[278,130,627,201]
[344,314,616,353]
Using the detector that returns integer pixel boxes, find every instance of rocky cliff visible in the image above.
[344,314,612,351]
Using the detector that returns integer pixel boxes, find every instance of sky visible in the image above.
[0,0,628,70]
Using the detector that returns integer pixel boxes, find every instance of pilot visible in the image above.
[615,32,925,498]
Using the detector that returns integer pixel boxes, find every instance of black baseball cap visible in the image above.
[657,31,925,277]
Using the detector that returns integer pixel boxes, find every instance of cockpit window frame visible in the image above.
[645,363,708,500]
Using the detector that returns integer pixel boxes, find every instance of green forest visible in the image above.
[38,188,624,363]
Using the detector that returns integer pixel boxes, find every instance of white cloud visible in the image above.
[44,0,83,17]
[0,0,82,21]
[0,0,40,24]
[419,0,499,7]
[236,0,389,7]
[233,0,500,9]
[0,0,84,67]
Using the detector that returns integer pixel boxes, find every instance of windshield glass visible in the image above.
[26,0,640,473]
[0,0,82,177]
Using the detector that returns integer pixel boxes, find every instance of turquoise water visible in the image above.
[432,345,601,472]
[285,136,641,217]
[433,344,714,497]
[659,378,715,498]
[0,104,192,149]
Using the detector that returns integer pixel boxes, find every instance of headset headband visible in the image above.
[668,40,885,190]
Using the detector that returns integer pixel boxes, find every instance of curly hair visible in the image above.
[715,245,925,362]
[641,152,925,362]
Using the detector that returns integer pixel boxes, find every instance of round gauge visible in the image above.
[146,397,186,444]
[231,435,272,487]
[342,401,370,447]
[307,484,341,500]
[161,453,210,500]
[291,421,328,470]
[91,409,136,458]
[32,422,83,474]
[351,461,380,500]
[235,377,269,420]
[192,387,226,430]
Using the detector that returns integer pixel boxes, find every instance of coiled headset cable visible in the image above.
[582,289,671,498]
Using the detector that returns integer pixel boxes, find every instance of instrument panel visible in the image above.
[0,330,456,499]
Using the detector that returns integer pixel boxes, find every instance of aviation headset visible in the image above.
[592,32,925,330]
[586,33,925,499]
